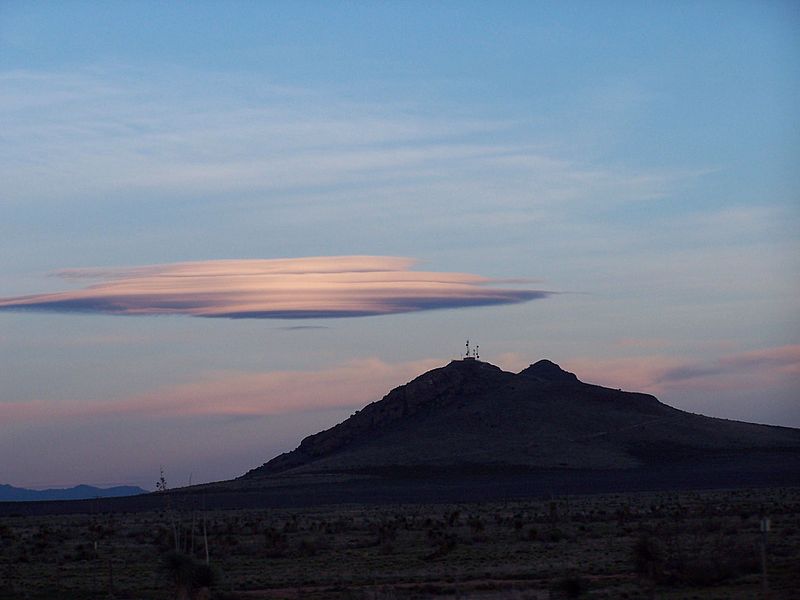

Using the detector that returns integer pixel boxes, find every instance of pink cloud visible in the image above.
[0,358,442,425]
[719,345,800,375]
[562,356,680,393]
[0,257,549,319]
[5,346,794,427]
[566,344,800,395]
[612,338,671,349]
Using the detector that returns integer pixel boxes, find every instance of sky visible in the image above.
[1,1,798,490]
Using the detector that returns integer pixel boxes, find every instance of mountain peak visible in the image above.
[518,359,580,383]
[442,357,505,373]
[243,355,800,480]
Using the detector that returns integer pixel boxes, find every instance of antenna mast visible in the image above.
[464,339,478,361]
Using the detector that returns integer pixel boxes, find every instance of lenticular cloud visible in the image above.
[0,256,549,319]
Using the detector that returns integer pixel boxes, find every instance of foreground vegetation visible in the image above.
[0,487,798,599]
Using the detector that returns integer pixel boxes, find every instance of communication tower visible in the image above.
[463,340,480,361]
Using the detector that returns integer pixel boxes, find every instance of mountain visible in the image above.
[3,359,798,516]
[244,358,800,480]
[0,484,147,502]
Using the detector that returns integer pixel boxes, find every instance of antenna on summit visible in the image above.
[464,339,478,361]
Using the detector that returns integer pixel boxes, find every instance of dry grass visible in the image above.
[0,487,798,599]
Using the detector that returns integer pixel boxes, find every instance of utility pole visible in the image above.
[107,557,115,599]
[203,495,209,565]
[760,515,770,598]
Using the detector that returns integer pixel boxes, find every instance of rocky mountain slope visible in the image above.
[243,359,800,479]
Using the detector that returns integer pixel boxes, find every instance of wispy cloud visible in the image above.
[567,345,800,395]
[0,358,442,424]
[0,67,693,217]
[4,345,779,424]
[613,338,672,349]
[0,256,550,319]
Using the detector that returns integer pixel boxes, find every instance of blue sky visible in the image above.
[1,1,798,489]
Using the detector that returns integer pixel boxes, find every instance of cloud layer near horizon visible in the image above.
[0,257,548,319]
[0,358,442,425]
[4,346,797,427]
[567,344,800,395]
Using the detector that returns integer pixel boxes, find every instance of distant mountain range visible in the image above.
[0,484,147,502]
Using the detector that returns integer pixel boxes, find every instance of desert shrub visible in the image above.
[703,518,722,533]
[162,551,219,599]
[164,551,197,586]
[297,537,320,557]
[379,540,395,555]
[72,542,97,561]
[555,575,588,598]
[88,520,114,539]
[151,524,172,550]
[723,523,741,535]
[373,523,398,554]
[282,519,299,533]
[192,562,217,588]
[633,535,662,576]
[467,516,484,533]
[424,529,458,560]
[0,524,15,542]
[263,526,289,558]
[664,552,758,587]
[633,534,759,587]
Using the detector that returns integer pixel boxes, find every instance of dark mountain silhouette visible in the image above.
[0,484,147,502]
[3,359,799,516]
[244,358,800,480]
